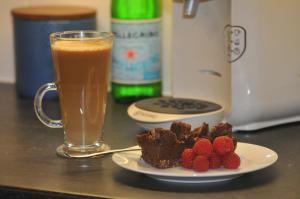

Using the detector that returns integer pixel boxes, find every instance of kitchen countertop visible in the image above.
[0,83,299,199]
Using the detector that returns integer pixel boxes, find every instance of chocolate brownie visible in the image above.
[137,122,236,169]
[137,128,185,168]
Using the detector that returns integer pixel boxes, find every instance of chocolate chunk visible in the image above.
[191,122,209,138]
[209,122,233,139]
[170,121,191,141]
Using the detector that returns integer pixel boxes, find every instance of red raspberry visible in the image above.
[181,148,196,169]
[192,155,209,172]
[213,136,234,156]
[209,152,222,169]
[223,152,240,169]
[192,138,213,157]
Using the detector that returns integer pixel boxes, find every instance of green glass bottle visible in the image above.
[111,0,162,104]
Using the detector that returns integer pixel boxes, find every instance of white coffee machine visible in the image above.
[172,0,300,131]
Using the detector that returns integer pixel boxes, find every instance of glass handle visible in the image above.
[34,83,63,128]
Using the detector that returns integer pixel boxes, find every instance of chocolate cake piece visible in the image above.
[170,121,210,148]
[170,121,191,141]
[137,128,185,168]
[191,122,209,138]
[137,121,207,168]
[184,122,209,147]
[137,122,237,169]
[209,122,237,149]
[209,122,233,139]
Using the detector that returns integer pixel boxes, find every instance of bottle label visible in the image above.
[111,18,161,84]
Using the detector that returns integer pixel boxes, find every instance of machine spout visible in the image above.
[183,0,199,17]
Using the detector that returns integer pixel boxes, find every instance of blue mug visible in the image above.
[12,6,97,99]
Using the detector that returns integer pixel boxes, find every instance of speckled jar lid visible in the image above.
[11,6,96,20]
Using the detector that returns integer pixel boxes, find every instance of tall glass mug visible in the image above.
[34,31,113,157]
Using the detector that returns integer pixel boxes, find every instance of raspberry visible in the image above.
[223,152,240,169]
[193,155,209,172]
[213,136,234,156]
[181,148,196,169]
[192,138,213,157]
[209,152,222,169]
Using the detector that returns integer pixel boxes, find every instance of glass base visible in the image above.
[56,143,110,158]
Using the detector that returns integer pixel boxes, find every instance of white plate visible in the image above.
[112,143,278,183]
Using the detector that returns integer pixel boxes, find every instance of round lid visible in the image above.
[135,97,223,115]
[11,6,96,20]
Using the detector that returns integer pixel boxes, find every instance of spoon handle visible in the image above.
[64,145,141,158]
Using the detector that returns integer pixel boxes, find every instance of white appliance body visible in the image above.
[172,0,300,131]
[172,0,231,112]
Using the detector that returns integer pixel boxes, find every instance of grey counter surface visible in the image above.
[0,83,299,199]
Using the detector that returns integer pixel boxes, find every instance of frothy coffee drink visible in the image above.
[51,40,112,147]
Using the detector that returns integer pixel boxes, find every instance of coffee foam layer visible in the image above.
[52,40,112,52]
